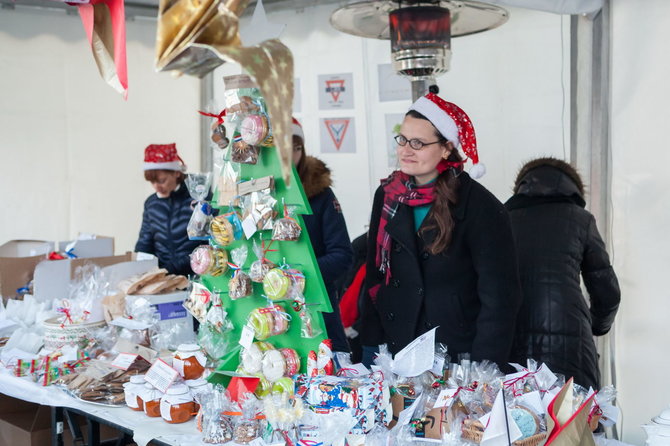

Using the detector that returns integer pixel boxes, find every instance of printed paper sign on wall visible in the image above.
[320,117,356,153]
[318,73,354,109]
[385,113,405,167]
[378,64,411,102]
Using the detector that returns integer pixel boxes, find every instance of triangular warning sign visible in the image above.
[325,79,346,102]
[325,119,350,150]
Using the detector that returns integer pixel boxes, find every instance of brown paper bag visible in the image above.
[545,378,596,446]
[101,292,126,323]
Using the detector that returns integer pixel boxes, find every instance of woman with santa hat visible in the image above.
[360,86,522,368]
[135,143,202,276]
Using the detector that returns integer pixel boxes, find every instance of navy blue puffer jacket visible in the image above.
[299,156,353,353]
[135,184,202,276]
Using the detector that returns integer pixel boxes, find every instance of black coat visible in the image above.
[361,172,522,366]
[135,184,202,276]
[505,165,620,390]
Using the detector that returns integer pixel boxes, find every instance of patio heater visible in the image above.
[330,1,509,100]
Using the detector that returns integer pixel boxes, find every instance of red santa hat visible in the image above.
[409,91,486,179]
[292,117,304,141]
[143,143,186,171]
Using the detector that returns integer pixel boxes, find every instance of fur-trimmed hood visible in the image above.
[513,157,585,206]
[300,156,332,198]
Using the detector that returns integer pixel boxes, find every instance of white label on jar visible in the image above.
[160,398,172,421]
[124,389,139,409]
[172,357,185,377]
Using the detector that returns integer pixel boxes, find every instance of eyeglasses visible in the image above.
[394,134,444,151]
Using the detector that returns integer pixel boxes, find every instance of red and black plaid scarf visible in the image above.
[374,170,437,287]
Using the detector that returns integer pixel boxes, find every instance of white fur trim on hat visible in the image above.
[469,162,486,179]
[410,96,460,147]
[292,123,304,140]
[143,161,184,171]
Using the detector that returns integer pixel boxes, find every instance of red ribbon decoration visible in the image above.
[198,109,227,125]
[503,370,541,397]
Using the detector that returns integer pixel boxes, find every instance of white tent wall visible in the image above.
[0,9,200,254]
[212,3,569,237]
[612,0,670,443]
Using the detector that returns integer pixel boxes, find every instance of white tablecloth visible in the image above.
[0,369,206,446]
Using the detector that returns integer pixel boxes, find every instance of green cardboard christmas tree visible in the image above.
[201,79,330,386]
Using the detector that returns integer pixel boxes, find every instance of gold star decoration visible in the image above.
[154,0,295,184]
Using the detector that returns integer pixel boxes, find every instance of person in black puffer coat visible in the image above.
[135,143,202,277]
[505,157,621,390]
[293,118,353,355]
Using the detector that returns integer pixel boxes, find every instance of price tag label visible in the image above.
[144,359,179,393]
[239,324,255,349]
[431,355,445,375]
[111,353,138,371]
[433,388,458,409]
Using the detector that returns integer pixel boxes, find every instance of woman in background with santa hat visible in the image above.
[135,143,202,276]
[292,118,353,356]
[360,86,522,368]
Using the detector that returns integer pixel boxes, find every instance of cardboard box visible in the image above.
[32,252,135,303]
[0,240,55,300]
[59,236,114,259]
[0,395,122,446]
[146,290,193,332]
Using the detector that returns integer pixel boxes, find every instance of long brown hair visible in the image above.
[405,109,463,255]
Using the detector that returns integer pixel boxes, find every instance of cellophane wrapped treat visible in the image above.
[233,395,263,444]
[247,303,289,341]
[228,245,252,300]
[272,203,302,241]
[263,393,304,445]
[186,173,213,240]
[249,238,276,283]
[239,190,277,239]
[190,245,214,276]
[210,215,235,247]
[201,385,235,444]
[215,160,240,208]
[231,134,259,165]
[292,293,322,339]
[59,264,110,324]
[183,282,212,324]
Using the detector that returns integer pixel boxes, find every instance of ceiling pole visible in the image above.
[411,78,433,101]
[571,2,615,439]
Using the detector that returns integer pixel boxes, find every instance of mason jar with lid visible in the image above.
[123,375,146,411]
[185,378,211,410]
[172,344,206,380]
[159,384,196,424]
[140,383,164,418]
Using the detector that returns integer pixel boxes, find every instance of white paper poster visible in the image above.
[320,117,356,153]
[384,113,405,167]
[318,73,354,109]
[391,327,437,377]
[378,63,411,102]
